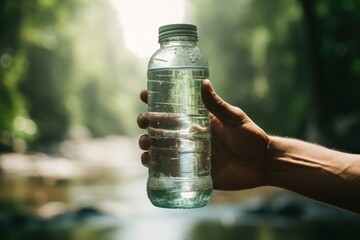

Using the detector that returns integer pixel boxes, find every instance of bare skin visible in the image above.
[138,79,360,214]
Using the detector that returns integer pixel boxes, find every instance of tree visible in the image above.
[300,0,360,151]
[0,0,33,151]
[0,0,144,151]
[191,0,309,137]
[190,0,360,152]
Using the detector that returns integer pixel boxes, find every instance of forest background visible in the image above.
[1,0,360,154]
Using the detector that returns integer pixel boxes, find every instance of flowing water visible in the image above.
[1,137,360,240]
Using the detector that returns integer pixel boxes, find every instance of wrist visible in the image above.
[263,135,282,187]
[263,136,313,188]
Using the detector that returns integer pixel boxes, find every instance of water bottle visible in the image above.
[146,24,213,208]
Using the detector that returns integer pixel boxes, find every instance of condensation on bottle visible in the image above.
[146,24,213,208]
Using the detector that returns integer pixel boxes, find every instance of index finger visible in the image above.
[140,90,148,104]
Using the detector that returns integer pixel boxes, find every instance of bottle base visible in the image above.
[147,177,213,209]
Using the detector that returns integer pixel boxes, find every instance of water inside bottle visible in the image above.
[147,68,213,208]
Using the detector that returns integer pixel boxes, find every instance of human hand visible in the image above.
[137,79,270,191]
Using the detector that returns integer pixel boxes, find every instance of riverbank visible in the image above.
[1,135,359,240]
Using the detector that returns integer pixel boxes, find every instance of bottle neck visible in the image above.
[159,36,198,48]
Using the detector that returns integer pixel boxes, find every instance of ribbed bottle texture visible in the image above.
[147,24,212,208]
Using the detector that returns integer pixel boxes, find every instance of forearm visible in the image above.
[266,136,360,214]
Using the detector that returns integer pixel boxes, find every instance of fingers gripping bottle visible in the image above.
[147,24,213,208]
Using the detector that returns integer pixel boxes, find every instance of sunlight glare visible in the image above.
[110,0,186,59]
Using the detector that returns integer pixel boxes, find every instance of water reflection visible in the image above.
[2,190,359,240]
[1,136,359,240]
[190,194,360,240]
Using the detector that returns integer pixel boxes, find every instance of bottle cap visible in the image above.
[158,24,198,42]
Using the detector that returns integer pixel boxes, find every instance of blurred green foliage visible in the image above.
[192,0,309,138]
[0,0,144,151]
[191,0,360,152]
[1,0,360,152]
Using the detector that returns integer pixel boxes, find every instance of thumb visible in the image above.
[201,79,246,127]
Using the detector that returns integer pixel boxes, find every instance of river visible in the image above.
[1,136,359,239]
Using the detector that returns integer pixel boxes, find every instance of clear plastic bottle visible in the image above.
[146,24,213,208]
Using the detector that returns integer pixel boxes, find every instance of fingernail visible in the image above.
[137,113,143,121]
[205,79,214,92]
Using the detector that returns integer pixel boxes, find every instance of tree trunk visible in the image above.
[299,0,326,143]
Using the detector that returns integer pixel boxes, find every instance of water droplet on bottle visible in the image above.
[188,53,197,63]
